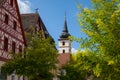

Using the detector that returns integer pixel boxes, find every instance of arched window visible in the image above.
[62,41,65,46]
[63,49,65,53]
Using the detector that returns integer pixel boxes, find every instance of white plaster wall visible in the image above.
[58,47,70,53]
[58,39,71,54]
[58,40,71,47]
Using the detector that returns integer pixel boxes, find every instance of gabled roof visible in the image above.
[21,12,55,42]
[21,13,39,32]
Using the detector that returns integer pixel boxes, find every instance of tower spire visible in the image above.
[60,13,70,38]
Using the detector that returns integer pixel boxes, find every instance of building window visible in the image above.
[63,49,65,53]
[3,37,8,51]
[10,0,13,6]
[62,41,65,46]
[4,14,9,24]
[11,75,15,80]
[13,21,17,30]
[12,41,16,53]
[19,45,22,52]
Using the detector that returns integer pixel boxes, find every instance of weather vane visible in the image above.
[35,8,39,13]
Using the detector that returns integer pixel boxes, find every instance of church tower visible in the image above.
[58,15,71,67]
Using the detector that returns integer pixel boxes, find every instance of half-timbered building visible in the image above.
[0,0,26,80]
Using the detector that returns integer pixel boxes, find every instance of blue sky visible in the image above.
[18,0,91,52]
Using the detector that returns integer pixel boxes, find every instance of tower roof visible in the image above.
[60,15,70,38]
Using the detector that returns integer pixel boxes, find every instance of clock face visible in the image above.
[0,0,6,7]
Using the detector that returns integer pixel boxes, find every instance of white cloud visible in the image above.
[17,0,32,13]
[72,48,77,54]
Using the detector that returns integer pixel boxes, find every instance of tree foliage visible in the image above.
[2,33,57,80]
[75,0,120,79]
[63,0,120,80]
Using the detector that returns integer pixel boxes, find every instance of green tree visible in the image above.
[2,33,57,80]
[75,0,120,79]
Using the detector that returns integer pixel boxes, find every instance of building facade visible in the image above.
[0,0,26,80]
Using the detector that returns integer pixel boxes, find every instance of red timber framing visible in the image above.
[0,0,26,61]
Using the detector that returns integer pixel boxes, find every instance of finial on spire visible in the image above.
[64,11,66,20]
[35,8,39,13]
